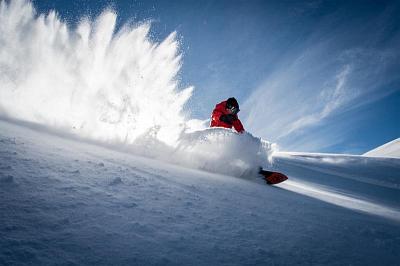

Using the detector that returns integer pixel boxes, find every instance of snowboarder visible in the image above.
[210,97,244,133]
[210,97,288,185]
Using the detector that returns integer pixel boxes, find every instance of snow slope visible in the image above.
[364,138,400,158]
[1,118,399,266]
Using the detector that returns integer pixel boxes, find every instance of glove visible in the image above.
[220,114,237,125]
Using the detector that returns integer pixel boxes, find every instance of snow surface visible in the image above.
[364,138,400,158]
[1,119,400,266]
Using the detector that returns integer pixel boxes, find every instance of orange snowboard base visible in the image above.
[259,169,288,185]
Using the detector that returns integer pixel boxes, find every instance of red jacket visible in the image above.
[210,101,244,133]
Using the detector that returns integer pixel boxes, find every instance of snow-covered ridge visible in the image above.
[272,151,400,222]
[274,151,400,189]
[364,138,400,158]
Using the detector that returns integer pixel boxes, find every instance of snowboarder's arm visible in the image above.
[211,108,224,126]
[233,118,244,133]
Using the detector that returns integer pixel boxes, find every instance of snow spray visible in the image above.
[0,0,276,177]
[0,0,192,146]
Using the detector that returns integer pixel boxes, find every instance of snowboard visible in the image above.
[259,168,288,185]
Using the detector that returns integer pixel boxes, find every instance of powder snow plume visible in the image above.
[0,0,192,147]
[0,0,276,177]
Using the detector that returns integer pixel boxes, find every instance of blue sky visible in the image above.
[32,0,400,154]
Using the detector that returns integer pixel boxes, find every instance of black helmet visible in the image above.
[226,97,240,114]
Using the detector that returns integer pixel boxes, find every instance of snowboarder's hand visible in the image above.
[220,114,236,124]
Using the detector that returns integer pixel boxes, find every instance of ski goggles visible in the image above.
[228,106,240,115]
